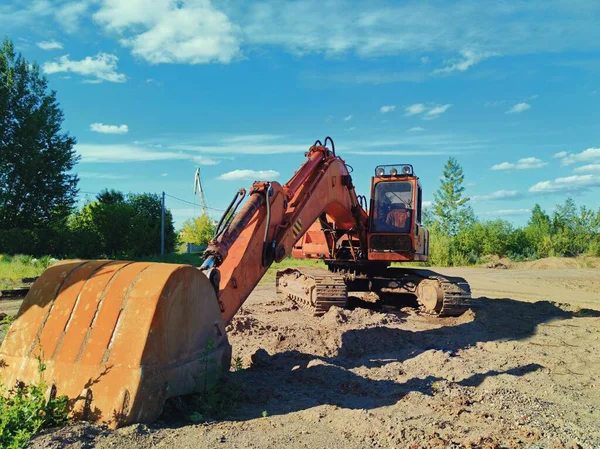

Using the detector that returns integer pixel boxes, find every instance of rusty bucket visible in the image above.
[0,260,231,428]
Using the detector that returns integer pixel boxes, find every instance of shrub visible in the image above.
[0,327,70,448]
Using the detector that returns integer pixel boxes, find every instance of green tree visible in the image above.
[180,214,216,247]
[0,38,79,231]
[524,204,552,257]
[68,191,176,258]
[127,193,176,256]
[90,190,133,257]
[432,157,473,236]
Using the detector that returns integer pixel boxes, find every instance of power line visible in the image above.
[76,191,226,213]
[164,193,226,212]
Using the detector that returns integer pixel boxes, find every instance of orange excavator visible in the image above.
[0,137,470,428]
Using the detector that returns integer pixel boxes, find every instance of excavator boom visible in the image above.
[203,140,367,324]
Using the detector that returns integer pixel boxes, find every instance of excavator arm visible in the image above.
[0,137,368,428]
[202,139,368,324]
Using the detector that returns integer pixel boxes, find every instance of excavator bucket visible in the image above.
[0,260,231,428]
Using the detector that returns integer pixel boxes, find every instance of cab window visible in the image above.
[370,181,413,233]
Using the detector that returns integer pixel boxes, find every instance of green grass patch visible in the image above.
[0,255,51,290]
[261,258,324,283]
[0,340,70,449]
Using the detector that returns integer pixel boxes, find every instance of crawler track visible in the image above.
[327,263,473,317]
[276,267,347,316]
[418,273,472,317]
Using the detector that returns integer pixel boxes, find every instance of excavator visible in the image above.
[0,137,471,428]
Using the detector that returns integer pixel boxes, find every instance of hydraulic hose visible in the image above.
[261,183,272,267]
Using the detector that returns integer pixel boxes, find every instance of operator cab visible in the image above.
[368,164,427,261]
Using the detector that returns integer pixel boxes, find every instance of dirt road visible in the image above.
[14,265,600,448]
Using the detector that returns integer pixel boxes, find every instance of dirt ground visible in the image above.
[5,263,600,448]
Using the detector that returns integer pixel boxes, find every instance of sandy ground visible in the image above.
[3,263,599,449]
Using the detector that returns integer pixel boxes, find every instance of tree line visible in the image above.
[426,158,600,266]
[0,39,176,258]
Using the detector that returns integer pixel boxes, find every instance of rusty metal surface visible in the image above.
[0,260,231,428]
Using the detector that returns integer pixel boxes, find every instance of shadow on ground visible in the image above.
[194,296,599,420]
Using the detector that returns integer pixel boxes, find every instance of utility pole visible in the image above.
[194,168,209,216]
[161,191,165,256]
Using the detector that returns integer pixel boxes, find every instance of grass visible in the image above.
[261,258,324,283]
[0,255,52,290]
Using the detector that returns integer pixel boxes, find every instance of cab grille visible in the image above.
[369,234,412,252]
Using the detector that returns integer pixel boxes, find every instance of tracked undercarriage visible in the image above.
[276,263,472,317]
[276,267,347,315]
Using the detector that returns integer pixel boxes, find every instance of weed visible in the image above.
[233,356,244,372]
[0,348,70,449]
[261,410,268,418]
[0,315,14,347]
[162,339,243,424]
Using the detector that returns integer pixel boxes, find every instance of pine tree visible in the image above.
[432,157,473,236]
[0,38,79,231]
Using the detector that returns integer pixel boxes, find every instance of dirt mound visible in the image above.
[516,256,600,270]
[482,255,513,269]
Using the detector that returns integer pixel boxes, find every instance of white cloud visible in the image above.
[420,56,429,64]
[424,104,451,119]
[55,1,92,33]
[37,40,63,50]
[422,200,433,207]
[217,169,280,181]
[553,151,568,159]
[0,1,91,33]
[344,115,353,121]
[573,164,600,173]
[491,157,547,170]
[239,2,600,59]
[178,143,306,154]
[193,156,220,166]
[380,105,396,113]
[560,148,600,166]
[145,78,163,86]
[530,175,600,193]
[8,2,600,64]
[76,144,188,163]
[94,0,241,64]
[407,127,425,132]
[161,173,168,176]
[77,172,129,179]
[149,132,486,157]
[220,134,282,144]
[506,102,531,114]
[471,190,520,201]
[515,157,547,169]
[432,49,499,74]
[404,104,426,116]
[43,53,127,83]
[490,162,514,171]
[90,123,129,134]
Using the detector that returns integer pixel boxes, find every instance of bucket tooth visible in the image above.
[0,260,232,428]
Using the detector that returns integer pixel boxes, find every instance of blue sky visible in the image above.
[3,0,600,228]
